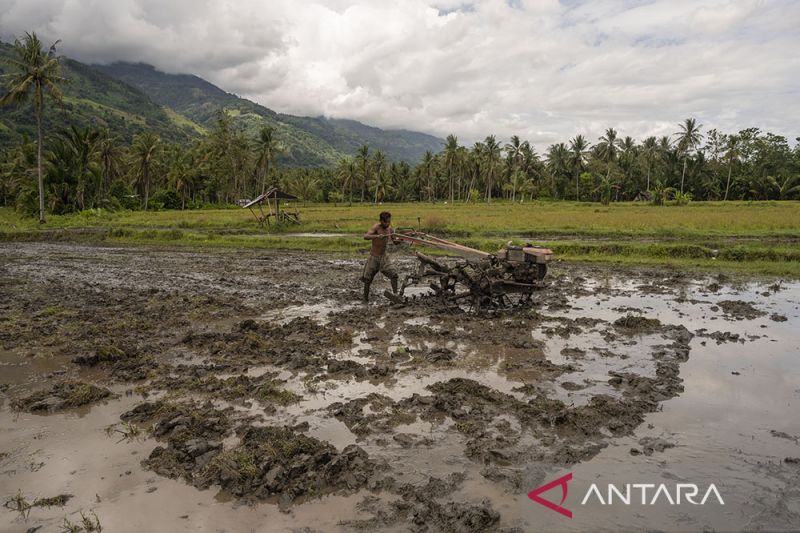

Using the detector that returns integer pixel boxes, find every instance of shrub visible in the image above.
[150,189,182,210]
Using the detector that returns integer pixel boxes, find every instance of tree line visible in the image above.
[2,33,799,223]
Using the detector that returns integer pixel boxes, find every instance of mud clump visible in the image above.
[149,372,300,407]
[72,343,129,366]
[560,381,588,391]
[183,317,350,370]
[12,381,113,412]
[138,401,236,480]
[717,300,766,320]
[198,426,380,507]
[695,328,743,344]
[560,347,586,359]
[325,359,369,380]
[73,343,156,381]
[329,393,415,436]
[138,402,382,507]
[407,498,501,532]
[613,314,662,331]
[635,436,675,456]
[347,474,505,533]
[426,346,457,363]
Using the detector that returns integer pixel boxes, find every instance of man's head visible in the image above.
[379,211,391,227]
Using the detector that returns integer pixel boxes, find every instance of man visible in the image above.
[361,211,399,302]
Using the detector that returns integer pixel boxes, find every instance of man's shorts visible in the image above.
[361,254,398,283]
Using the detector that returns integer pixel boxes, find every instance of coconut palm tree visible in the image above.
[291,171,319,205]
[568,134,590,200]
[131,132,160,211]
[443,134,459,202]
[421,150,435,202]
[641,136,657,192]
[255,126,282,195]
[335,158,356,206]
[465,142,484,202]
[616,136,637,197]
[0,32,65,223]
[0,136,37,208]
[520,142,542,192]
[778,175,800,200]
[504,135,528,202]
[166,146,196,209]
[504,135,525,168]
[372,150,386,203]
[455,145,469,200]
[723,134,740,201]
[674,118,703,194]
[596,128,619,182]
[546,143,570,198]
[483,135,502,202]
[97,129,122,204]
[63,125,100,211]
[356,145,370,203]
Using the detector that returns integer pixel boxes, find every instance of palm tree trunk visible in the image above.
[680,157,687,194]
[143,166,149,211]
[646,163,651,192]
[360,170,366,203]
[724,161,732,201]
[261,159,270,195]
[466,173,475,203]
[575,169,580,201]
[35,91,46,224]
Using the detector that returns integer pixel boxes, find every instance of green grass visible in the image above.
[3,201,799,237]
[63,96,146,125]
[163,106,208,135]
[2,201,799,277]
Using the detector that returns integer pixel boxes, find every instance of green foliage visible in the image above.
[2,38,799,219]
[150,189,181,210]
[673,191,693,205]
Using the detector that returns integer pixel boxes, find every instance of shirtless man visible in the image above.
[361,211,399,302]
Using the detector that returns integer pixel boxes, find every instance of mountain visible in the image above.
[0,43,444,165]
[0,42,198,146]
[94,62,444,165]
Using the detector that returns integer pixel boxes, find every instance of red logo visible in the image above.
[528,473,573,518]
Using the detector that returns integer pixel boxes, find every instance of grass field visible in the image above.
[2,201,800,276]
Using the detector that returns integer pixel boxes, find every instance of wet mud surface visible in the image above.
[1,243,799,532]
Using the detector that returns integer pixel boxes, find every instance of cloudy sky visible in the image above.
[1,0,798,148]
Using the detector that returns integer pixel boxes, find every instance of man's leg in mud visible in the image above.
[362,282,371,303]
[361,256,380,303]
[380,256,399,295]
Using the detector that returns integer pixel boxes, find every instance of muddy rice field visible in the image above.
[1,242,799,532]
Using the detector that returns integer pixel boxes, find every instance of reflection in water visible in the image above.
[1,274,799,532]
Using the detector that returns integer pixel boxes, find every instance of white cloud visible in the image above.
[1,0,798,149]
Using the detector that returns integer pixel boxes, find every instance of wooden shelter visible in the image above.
[243,187,301,226]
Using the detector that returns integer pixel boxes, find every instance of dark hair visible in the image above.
[379,211,391,222]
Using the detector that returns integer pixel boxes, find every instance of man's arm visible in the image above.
[364,224,386,240]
